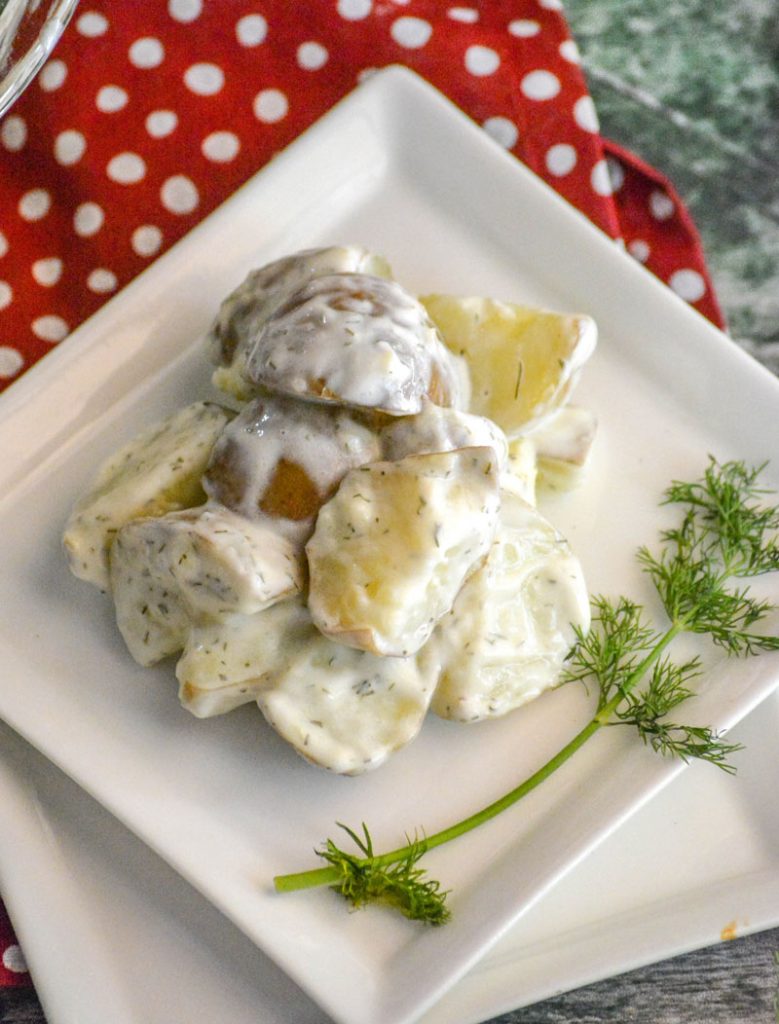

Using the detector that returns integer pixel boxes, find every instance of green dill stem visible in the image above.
[274,624,683,894]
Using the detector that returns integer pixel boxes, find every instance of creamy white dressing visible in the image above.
[177,598,312,718]
[258,620,439,775]
[429,491,590,721]
[246,273,465,414]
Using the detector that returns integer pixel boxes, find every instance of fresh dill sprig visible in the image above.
[317,823,450,924]
[274,459,779,923]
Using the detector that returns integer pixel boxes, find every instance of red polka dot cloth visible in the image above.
[0,0,724,395]
[0,0,723,990]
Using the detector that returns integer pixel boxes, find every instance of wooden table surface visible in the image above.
[2,1,778,1022]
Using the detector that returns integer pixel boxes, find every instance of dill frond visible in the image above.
[317,823,450,925]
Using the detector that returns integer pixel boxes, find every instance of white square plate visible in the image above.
[1,67,778,1024]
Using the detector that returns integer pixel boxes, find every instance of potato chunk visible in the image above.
[63,402,232,591]
[110,506,303,666]
[258,625,439,774]
[202,394,379,536]
[379,401,508,469]
[533,405,598,491]
[208,245,393,401]
[247,274,467,415]
[176,599,311,718]
[306,448,500,657]
[421,294,596,436]
[430,492,590,722]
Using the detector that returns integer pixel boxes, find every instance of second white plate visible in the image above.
[3,694,779,1024]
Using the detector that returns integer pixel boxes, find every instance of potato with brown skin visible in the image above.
[246,273,468,416]
[202,393,380,536]
[207,246,394,401]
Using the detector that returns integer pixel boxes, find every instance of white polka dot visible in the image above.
[628,239,650,263]
[508,19,540,37]
[357,67,379,83]
[160,175,199,215]
[338,0,372,19]
[132,224,163,257]
[0,231,8,257]
[545,143,577,176]
[19,189,51,221]
[649,190,675,221]
[465,45,501,76]
[32,315,69,342]
[391,16,433,48]
[168,0,202,22]
[0,347,24,378]
[606,156,625,191]
[235,13,267,46]
[184,62,224,96]
[96,85,128,113]
[448,7,478,21]
[590,159,613,196]
[146,109,178,138]
[483,116,518,149]
[74,202,104,237]
[520,69,560,100]
[107,152,146,185]
[76,11,108,36]
[202,131,240,162]
[32,258,63,286]
[559,39,580,63]
[0,281,11,309]
[128,37,164,69]
[253,89,288,123]
[39,59,67,91]
[54,129,87,166]
[1,115,27,152]
[538,0,563,8]
[669,268,706,302]
[297,41,329,70]
[87,268,118,293]
[573,95,599,133]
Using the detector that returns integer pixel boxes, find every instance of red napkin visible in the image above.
[0,0,724,989]
[0,0,723,396]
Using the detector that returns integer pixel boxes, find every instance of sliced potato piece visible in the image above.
[420,294,596,437]
[208,245,393,401]
[534,405,598,491]
[110,506,303,667]
[63,402,232,591]
[430,491,590,722]
[247,274,467,415]
[306,448,500,657]
[176,599,311,718]
[258,626,439,774]
[379,400,508,469]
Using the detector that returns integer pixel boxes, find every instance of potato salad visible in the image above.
[63,245,597,775]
